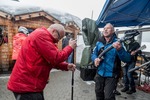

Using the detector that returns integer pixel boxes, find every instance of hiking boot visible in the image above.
[126,89,136,94]
[121,87,129,92]
[114,90,121,95]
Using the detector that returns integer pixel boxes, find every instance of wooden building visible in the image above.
[0,5,80,73]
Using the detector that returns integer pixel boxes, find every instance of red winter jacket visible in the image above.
[7,27,73,93]
[12,33,27,60]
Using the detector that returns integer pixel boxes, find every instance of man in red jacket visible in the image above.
[7,24,77,100]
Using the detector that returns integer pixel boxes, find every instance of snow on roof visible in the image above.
[44,7,81,29]
[0,0,42,15]
[0,0,81,29]
[0,5,42,15]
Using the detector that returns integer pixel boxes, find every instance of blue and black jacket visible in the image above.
[91,34,131,78]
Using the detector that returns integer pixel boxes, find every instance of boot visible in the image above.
[121,87,129,92]
[126,89,136,94]
[114,90,121,95]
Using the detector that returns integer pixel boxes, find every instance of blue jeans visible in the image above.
[67,52,73,63]
[122,62,136,90]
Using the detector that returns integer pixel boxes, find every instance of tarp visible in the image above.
[80,18,100,67]
[82,18,100,49]
[96,0,150,28]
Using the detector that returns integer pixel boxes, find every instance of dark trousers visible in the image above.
[13,92,44,100]
[94,74,117,100]
[122,62,136,90]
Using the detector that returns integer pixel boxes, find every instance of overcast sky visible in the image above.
[18,0,105,20]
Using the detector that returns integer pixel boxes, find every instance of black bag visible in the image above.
[80,65,97,81]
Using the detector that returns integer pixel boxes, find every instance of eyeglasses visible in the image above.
[55,30,61,40]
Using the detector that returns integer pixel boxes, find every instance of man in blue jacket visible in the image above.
[91,23,131,100]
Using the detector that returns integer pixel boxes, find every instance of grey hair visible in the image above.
[105,23,115,31]
[49,24,65,33]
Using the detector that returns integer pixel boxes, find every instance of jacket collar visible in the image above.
[42,27,58,43]
[99,33,117,45]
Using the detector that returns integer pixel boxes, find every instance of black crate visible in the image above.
[80,67,97,81]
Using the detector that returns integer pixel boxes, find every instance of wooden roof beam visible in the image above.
[66,21,80,30]
[0,11,11,19]
[14,11,60,23]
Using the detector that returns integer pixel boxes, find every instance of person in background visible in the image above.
[62,33,74,63]
[11,26,29,70]
[12,26,29,61]
[0,28,3,46]
[91,23,131,100]
[3,35,8,43]
[121,37,140,94]
[7,24,77,100]
[0,28,3,41]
